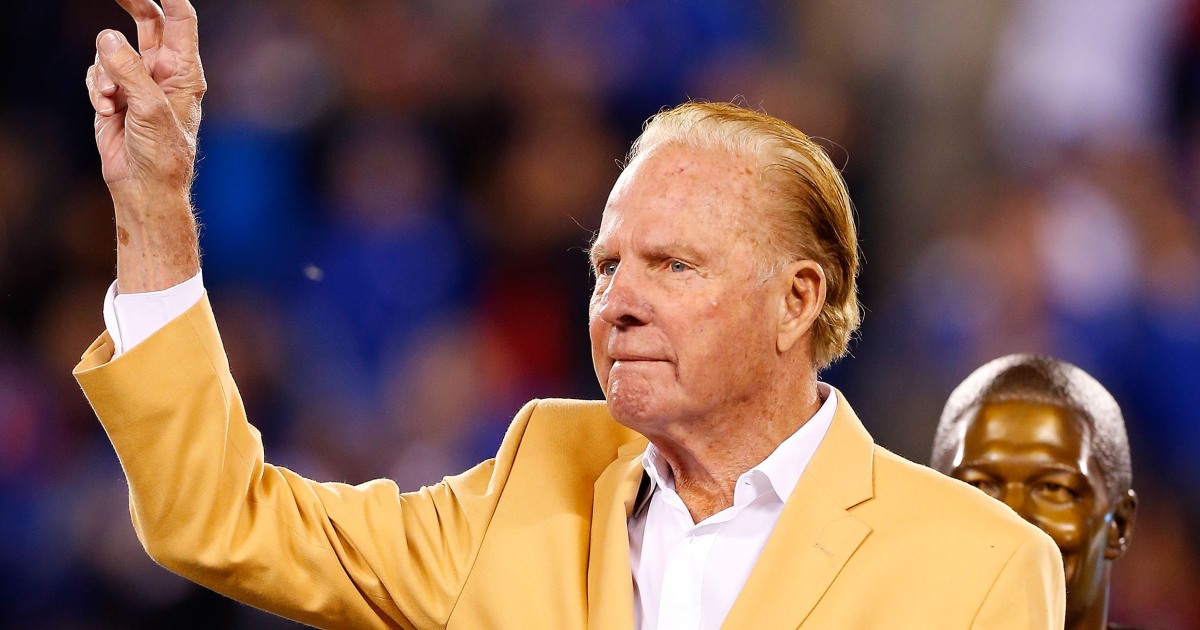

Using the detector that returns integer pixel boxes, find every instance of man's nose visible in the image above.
[595,267,652,327]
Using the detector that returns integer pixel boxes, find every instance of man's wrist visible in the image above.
[110,186,201,293]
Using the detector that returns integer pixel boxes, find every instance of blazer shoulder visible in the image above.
[526,398,614,421]
[867,445,1048,545]
[504,398,644,479]
[525,398,640,440]
[831,445,1062,623]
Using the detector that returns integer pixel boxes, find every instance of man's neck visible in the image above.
[649,384,824,522]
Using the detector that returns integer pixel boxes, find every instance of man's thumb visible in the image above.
[96,31,153,98]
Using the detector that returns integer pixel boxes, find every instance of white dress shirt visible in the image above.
[102,275,839,630]
[628,385,837,630]
[103,272,205,358]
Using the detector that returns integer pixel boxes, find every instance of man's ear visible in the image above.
[777,260,826,353]
[1105,489,1137,560]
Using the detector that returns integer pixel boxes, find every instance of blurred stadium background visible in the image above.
[2,0,1198,627]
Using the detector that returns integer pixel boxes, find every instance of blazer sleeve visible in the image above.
[73,294,526,630]
[970,529,1066,629]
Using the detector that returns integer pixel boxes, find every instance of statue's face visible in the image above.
[948,401,1113,625]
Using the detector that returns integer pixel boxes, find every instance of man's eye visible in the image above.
[668,260,689,273]
[598,261,618,276]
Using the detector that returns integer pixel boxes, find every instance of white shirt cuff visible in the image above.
[103,271,205,358]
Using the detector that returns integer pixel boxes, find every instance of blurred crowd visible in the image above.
[2,0,1199,627]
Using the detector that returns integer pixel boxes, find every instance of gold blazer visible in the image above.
[74,295,1064,629]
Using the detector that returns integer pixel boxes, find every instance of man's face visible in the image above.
[948,401,1113,623]
[588,144,782,435]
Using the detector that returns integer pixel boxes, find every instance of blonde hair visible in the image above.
[628,101,861,369]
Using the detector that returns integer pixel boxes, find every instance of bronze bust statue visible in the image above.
[931,354,1139,630]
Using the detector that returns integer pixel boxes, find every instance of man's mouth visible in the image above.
[610,354,662,363]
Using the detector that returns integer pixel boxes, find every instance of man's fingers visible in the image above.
[86,64,103,113]
[97,30,149,90]
[113,0,165,53]
[87,64,122,116]
[159,0,198,22]
[94,57,118,96]
[159,0,199,54]
[96,30,164,114]
[98,88,128,118]
[94,104,127,144]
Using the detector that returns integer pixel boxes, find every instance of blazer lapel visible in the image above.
[721,390,876,629]
[587,437,649,630]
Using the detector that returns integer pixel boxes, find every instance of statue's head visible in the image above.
[932,354,1137,629]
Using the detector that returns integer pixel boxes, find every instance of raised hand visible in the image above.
[84,0,205,293]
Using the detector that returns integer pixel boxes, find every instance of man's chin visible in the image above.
[606,395,648,428]
[604,379,665,433]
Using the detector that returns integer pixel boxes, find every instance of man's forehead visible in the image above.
[610,144,758,199]
[596,146,762,242]
[589,218,713,264]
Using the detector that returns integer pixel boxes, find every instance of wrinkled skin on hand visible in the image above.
[84,0,206,293]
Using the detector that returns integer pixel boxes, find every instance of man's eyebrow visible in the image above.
[645,241,705,262]
[587,244,611,263]
[586,241,706,264]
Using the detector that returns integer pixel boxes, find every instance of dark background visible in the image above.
[2,0,1199,627]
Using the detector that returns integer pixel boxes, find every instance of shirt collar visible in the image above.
[637,383,839,510]
[753,382,837,503]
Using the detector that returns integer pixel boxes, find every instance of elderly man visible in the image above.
[932,355,1140,630]
[77,1,1064,628]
